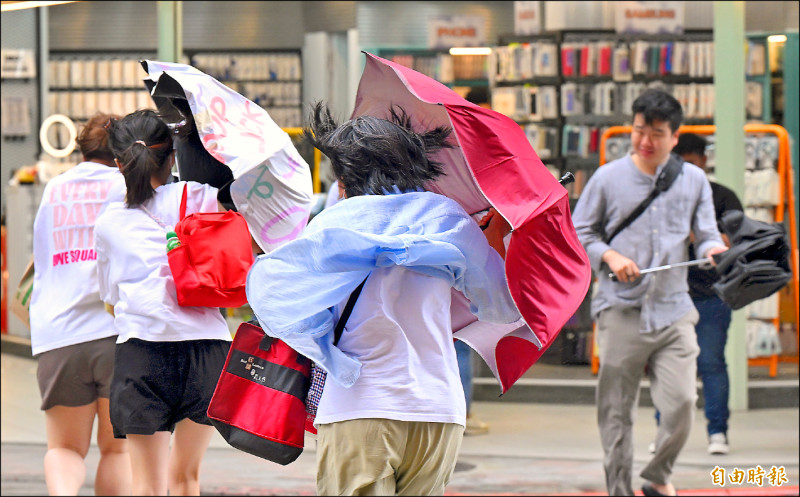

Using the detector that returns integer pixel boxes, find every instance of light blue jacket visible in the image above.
[246,189,521,387]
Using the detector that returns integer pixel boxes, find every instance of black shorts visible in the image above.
[110,338,230,439]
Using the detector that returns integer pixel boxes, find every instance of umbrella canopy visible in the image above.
[352,52,592,393]
[713,210,792,310]
[140,60,314,253]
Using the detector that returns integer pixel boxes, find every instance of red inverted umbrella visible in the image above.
[352,52,592,393]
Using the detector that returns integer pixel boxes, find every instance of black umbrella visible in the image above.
[712,210,792,310]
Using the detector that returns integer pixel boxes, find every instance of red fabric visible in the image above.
[354,53,592,393]
[168,184,253,308]
[207,322,311,464]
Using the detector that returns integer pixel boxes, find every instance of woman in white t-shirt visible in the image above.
[30,112,131,495]
[94,109,232,496]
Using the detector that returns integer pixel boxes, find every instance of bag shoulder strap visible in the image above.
[139,182,189,230]
[604,153,684,244]
[333,277,368,346]
[179,183,188,220]
[252,276,368,351]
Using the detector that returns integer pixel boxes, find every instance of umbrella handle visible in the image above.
[559,172,575,185]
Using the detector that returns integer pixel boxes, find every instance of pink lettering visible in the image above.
[241,100,266,126]
[97,181,111,201]
[53,230,68,251]
[260,206,308,245]
[202,97,230,163]
[83,181,98,200]
[282,153,303,179]
[53,204,68,228]
[51,249,95,267]
[62,183,76,202]
[65,203,86,227]
[84,203,103,224]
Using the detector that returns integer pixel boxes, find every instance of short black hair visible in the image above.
[303,102,453,198]
[673,133,707,157]
[631,89,683,133]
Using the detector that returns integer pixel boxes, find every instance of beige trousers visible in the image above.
[596,307,700,495]
[316,418,464,496]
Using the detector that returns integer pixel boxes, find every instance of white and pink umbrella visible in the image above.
[141,60,314,253]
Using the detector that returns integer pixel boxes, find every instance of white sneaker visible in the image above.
[708,433,729,455]
[648,441,656,454]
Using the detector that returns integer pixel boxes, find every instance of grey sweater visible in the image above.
[572,154,724,332]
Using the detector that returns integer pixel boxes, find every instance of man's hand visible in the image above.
[603,249,640,283]
[705,245,728,266]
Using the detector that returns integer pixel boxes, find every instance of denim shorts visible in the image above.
[110,337,230,438]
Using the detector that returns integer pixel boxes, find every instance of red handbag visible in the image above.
[168,183,254,308]
[206,280,366,465]
[207,320,311,465]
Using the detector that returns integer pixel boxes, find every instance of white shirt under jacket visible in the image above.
[30,162,126,356]
[94,181,231,344]
[313,266,467,427]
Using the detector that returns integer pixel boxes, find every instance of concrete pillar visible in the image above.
[713,1,748,411]
[157,1,182,63]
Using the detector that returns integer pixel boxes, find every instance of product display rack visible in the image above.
[489,30,715,203]
[491,32,564,176]
[185,49,303,129]
[46,49,304,129]
[376,48,490,89]
[46,50,159,158]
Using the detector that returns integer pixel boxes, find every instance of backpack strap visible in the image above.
[179,183,188,220]
[603,153,684,244]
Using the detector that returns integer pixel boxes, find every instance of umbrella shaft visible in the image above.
[608,258,710,280]
[640,258,710,274]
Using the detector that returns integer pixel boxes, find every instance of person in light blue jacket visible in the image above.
[247,102,516,496]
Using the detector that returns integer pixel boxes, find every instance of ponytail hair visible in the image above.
[106,109,173,207]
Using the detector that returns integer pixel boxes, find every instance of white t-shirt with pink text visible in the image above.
[30,161,126,355]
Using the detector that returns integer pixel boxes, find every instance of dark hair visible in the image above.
[106,109,173,207]
[76,113,120,164]
[673,132,707,157]
[631,89,683,133]
[302,102,453,198]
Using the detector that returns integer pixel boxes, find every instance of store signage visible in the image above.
[428,15,486,49]
[514,1,541,36]
[615,1,684,34]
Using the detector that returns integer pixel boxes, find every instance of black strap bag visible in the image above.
[603,153,684,244]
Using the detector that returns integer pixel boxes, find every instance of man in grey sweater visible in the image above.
[572,89,727,497]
